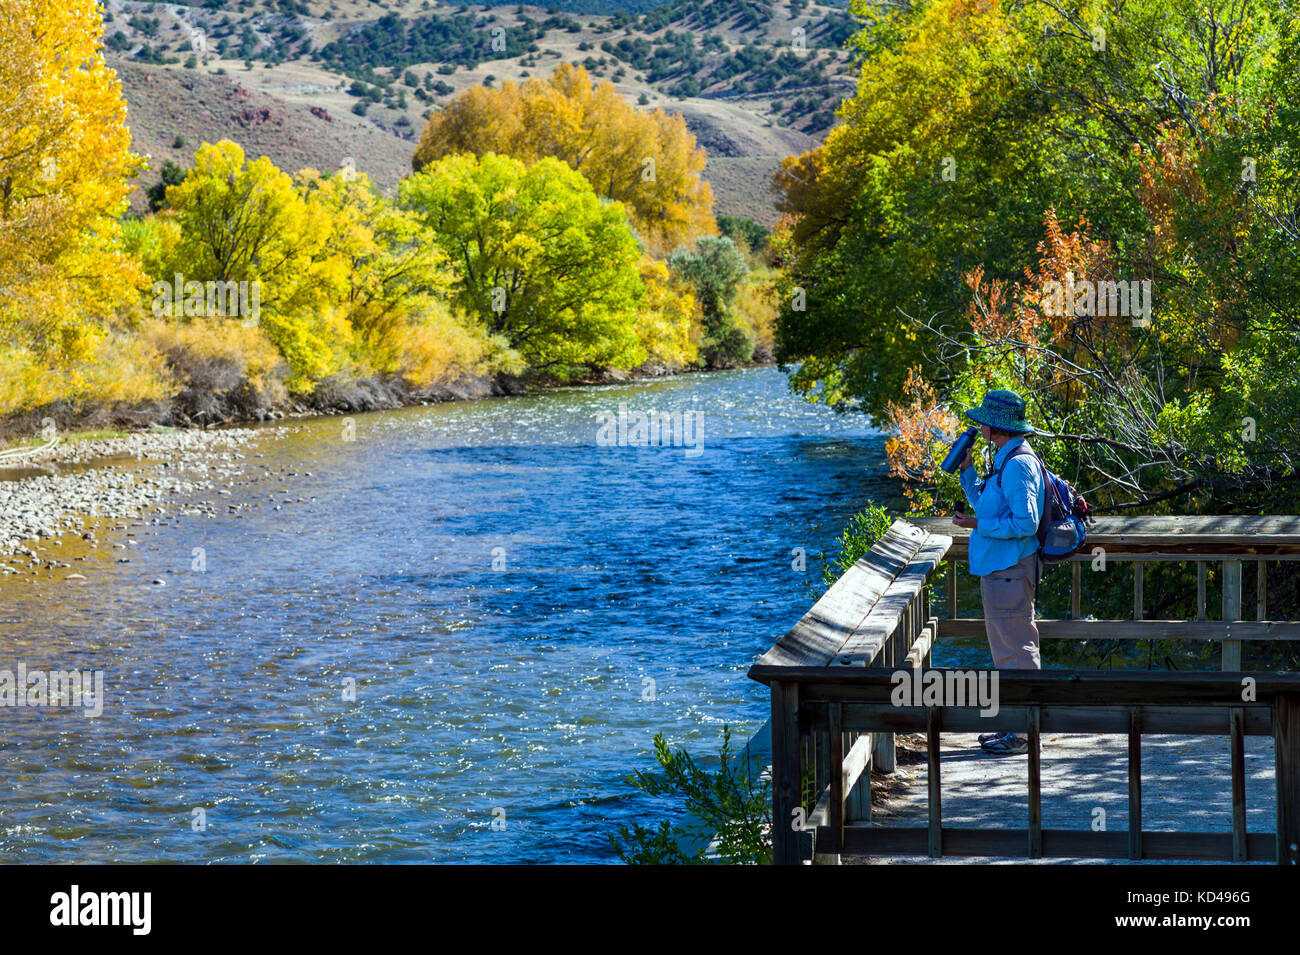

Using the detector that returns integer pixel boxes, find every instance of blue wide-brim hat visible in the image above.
[965,389,1035,434]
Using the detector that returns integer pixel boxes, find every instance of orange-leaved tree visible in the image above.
[884,210,1185,513]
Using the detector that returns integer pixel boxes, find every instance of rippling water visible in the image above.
[0,367,904,863]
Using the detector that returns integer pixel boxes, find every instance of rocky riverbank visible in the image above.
[0,426,283,567]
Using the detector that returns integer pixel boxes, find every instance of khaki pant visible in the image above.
[980,551,1042,669]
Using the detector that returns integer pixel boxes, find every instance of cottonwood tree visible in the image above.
[411,64,715,256]
[401,152,647,371]
[0,0,144,368]
[773,0,1300,515]
[667,236,753,368]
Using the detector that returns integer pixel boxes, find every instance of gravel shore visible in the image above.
[0,426,285,566]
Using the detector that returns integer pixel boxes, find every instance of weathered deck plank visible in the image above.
[832,537,951,667]
[750,521,927,670]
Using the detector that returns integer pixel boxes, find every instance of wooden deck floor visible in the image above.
[846,731,1277,865]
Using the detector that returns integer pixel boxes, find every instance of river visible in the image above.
[0,366,907,863]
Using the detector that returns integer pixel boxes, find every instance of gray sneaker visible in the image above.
[981,732,1029,756]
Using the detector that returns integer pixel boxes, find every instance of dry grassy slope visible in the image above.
[108,0,856,225]
[118,62,414,212]
[672,99,821,224]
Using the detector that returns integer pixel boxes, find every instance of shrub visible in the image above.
[350,297,516,387]
[611,727,771,865]
[143,317,286,416]
[731,266,778,357]
[717,215,770,256]
[70,331,172,406]
[817,502,894,590]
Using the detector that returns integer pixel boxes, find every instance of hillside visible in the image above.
[103,0,861,225]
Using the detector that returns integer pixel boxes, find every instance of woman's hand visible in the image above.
[958,446,974,472]
[952,512,978,529]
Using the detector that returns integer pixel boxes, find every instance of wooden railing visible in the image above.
[747,517,1300,865]
[912,515,1300,670]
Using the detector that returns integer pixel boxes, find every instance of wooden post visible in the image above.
[771,681,802,865]
[1128,706,1142,861]
[1133,562,1143,621]
[919,589,929,669]
[1223,560,1243,671]
[1230,707,1247,862]
[896,600,908,666]
[799,730,815,861]
[800,732,813,818]
[826,702,844,863]
[1028,705,1042,859]
[1071,560,1081,619]
[1197,560,1206,621]
[927,706,942,859]
[1257,559,1267,622]
[814,723,828,817]
[816,722,828,781]
[845,730,871,823]
[947,559,957,620]
[1276,694,1300,866]
[872,723,896,772]
[873,620,897,774]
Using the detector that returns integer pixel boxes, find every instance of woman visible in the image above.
[951,389,1045,756]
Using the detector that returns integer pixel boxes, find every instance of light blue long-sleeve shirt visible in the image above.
[959,436,1046,576]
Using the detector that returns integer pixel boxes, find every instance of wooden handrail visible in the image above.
[936,619,1300,641]
[911,515,1300,556]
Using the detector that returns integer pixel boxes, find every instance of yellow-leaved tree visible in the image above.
[0,0,148,408]
[412,64,715,256]
[635,259,698,369]
[293,166,507,386]
[162,140,347,391]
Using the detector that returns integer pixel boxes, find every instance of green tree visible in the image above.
[411,64,716,256]
[400,152,646,372]
[146,159,188,211]
[773,0,1046,417]
[667,236,753,367]
[0,0,145,371]
[773,0,1300,514]
[717,214,770,256]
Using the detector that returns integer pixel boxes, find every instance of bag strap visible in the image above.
[992,443,1053,550]
[993,443,1035,488]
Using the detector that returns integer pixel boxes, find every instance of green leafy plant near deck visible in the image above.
[815,501,893,592]
[612,726,771,865]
